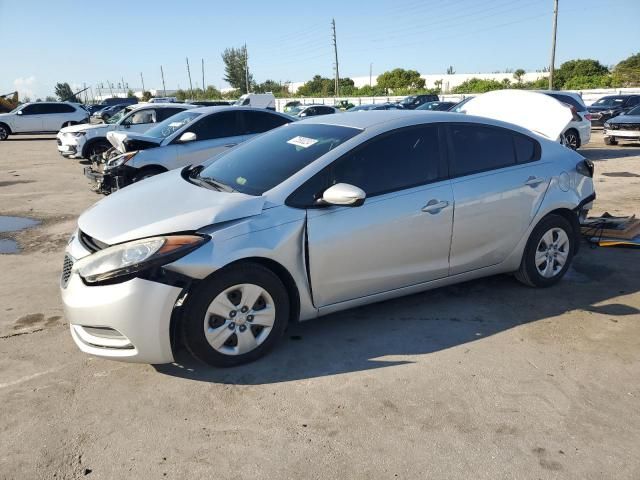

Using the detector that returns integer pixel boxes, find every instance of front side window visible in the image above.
[144,111,201,139]
[20,104,40,115]
[185,111,242,140]
[288,125,442,207]
[125,109,156,125]
[448,124,521,177]
[196,123,360,196]
[242,111,291,134]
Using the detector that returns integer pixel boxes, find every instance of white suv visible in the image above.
[57,103,194,159]
[0,102,88,140]
[538,91,591,150]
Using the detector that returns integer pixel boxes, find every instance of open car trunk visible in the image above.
[106,131,162,154]
[458,89,573,141]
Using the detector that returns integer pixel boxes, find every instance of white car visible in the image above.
[537,91,591,150]
[57,103,194,159]
[0,102,89,140]
[234,93,276,110]
[288,105,340,118]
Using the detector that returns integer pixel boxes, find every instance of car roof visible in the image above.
[188,105,290,116]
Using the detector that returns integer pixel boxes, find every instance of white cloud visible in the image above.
[13,76,38,100]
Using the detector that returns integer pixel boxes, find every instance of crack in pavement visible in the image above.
[0,328,45,339]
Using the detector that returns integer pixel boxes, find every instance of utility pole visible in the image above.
[140,72,145,93]
[186,57,194,99]
[121,77,126,96]
[244,43,250,94]
[548,0,559,90]
[160,65,167,97]
[201,58,205,92]
[107,80,113,97]
[331,19,340,98]
[369,63,373,87]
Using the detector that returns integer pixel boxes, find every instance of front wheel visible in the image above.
[604,136,618,146]
[515,214,575,288]
[181,264,290,367]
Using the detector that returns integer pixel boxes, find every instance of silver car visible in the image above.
[60,103,595,367]
[91,106,294,193]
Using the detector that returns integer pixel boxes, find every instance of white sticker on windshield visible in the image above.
[169,122,182,127]
[287,136,318,148]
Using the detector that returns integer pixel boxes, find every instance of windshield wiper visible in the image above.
[200,176,234,192]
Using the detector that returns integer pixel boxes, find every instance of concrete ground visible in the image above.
[1,132,639,480]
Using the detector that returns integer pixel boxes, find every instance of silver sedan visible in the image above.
[60,106,595,367]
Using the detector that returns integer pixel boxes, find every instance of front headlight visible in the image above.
[72,131,86,137]
[74,235,208,283]
[106,151,137,169]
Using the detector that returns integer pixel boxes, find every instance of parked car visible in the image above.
[99,97,138,107]
[190,101,232,106]
[449,97,475,112]
[283,101,301,113]
[347,103,403,111]
[57,103,194,159]
[587,95,640,126]
[148,97,178,103]
[86,107,294,193]
[289,105,340,118]
[537,90,591,150]
[0,102,89,140]
[234,93,276,110]
[93,104,128,122]
[61,91,595,367]
[398,94,439,110]
[86,104,107,115]
[603,105,640,145]
[416,101,457,111]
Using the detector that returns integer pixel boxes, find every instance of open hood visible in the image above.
[107,130,162,153]
[460,90,573,141]
[78,169,265,244]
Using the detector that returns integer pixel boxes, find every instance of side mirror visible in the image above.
[299,112,308,117]
[321,183,366,207]
[178,132,197,143]
[16,110,23,115]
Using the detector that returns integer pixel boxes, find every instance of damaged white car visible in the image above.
[61,91,595,367]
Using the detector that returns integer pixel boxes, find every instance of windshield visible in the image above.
[108,107,134,124]
[196,123,361,195]
[626,105,640,116]
[288,106,304,115]
[10,104,25,113]
[234,95,250,106]
[400,96,416,105]
[144,111,201,139]
[593,96,625,107]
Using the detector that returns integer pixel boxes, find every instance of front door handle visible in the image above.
[422,199,449,214]
[525,176,545,187]
[223,143,237,148]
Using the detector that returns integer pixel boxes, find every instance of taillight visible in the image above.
[584,113,592,121]
[576,159,594,178]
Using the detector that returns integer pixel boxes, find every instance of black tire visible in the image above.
[604,136,617,146]
[515,214,575,288]
[133,167,166,182]
[563,129,580,150]
[0,124,9,141]
[181,263,290,367]
[84,140,112,160]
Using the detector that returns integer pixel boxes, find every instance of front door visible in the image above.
[446,124,550,274]
[14,104,43,132]
[304,124,453,307]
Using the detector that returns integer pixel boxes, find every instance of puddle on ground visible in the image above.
[0,215,40,254]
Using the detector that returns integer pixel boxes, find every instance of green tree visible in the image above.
[127,89,136,98]
[54,82,78,102]
[356,84,386,96]
[377,68,425,91]
[613,53,640,86]
[451,78,506,94]
[254,79,285,95]
[554,59,609,88]
[297,75,334,96]
[513,69,526,83]
[222,46,253,94]
[141,91,153,102]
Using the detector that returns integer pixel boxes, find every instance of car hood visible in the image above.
[460,89,572,141]
[78,168,266,245]
[607,114,640,124]
[107,130,162,153]
[60,123,110,134]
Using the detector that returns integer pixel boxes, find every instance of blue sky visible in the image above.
[1,0,638,99]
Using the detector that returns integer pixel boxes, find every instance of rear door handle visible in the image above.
[525,176,545,187]
[223,143,237,148]
[422,199,449,214]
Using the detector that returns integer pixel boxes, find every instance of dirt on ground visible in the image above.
[1,132,639,480]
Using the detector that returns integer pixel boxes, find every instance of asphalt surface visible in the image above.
[1,131,639,479]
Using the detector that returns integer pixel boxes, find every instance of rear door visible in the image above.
[447,123,549,275]
[299,124,453,307]
[174,111,246,166]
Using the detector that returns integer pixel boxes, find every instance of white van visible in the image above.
[234,93,276,110]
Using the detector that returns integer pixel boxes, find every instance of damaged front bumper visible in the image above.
[84,163,136,195]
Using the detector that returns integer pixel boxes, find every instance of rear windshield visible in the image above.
[545,93,586,112]
[144,111,201,139]
[196,123,361,195]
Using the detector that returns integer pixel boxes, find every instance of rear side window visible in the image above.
[242,111,291,134]
[186,111,242,140]
[40,103,75,114]
[514,135,539,164]
[156,107,185,122]
[449,125,516,176]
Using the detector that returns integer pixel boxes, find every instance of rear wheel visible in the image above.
[181,264,290,367]
[0,124,9,141]
[562,129,580,150]
[515,214,575,288]
[604,136,618,146]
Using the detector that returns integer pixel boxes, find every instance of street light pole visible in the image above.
[548,0,559,90]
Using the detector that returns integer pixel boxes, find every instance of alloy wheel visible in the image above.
[0,126,8,140]
[203,283,276,356]
[564,131,579,150]
[535,228,570,278]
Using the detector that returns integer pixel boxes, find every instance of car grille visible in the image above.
[61,254,74,288]
[609,123,640,131]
